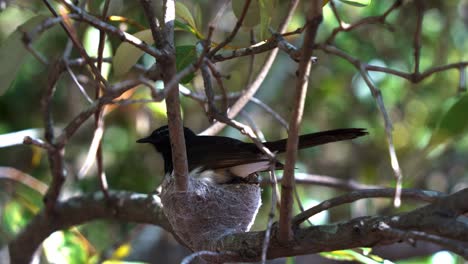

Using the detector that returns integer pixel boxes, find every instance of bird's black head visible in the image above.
[136,125,196,152]
[137,125,197,173]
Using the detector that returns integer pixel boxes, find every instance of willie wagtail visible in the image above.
[137,125,367,184]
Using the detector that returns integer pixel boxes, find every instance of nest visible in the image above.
[160,171,261,252]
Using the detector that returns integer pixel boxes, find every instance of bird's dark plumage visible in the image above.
[137,125,367,183]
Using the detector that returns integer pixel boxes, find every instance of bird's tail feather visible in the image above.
[264,128,368,152]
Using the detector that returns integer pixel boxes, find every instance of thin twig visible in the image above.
[58,3,165,59]
[178,87,289,130]
[211,27,305,62]
[97,0,111,74]
[40,60,66,213]
[23,136,54,152]
[279,0,322,242]
[94,0,111,199]
[208,0,252,57]
[45,0,108,88]
[55,79,145,148]
[293,184,313,226]
[239,111,265,141]
[329,0,343,28]
[201,62,217,121]
[271,29,317,63]
[249,97,289,129]
[111,98,155,106]
[64,62,93,103]
[209,113,277,162]
[0,167,48,195]
[23,42,48,65]
[78,123,104,179]
[262,170,279,263]
[359,65,403,207]
[201,0,300,136]
[205,59,228,113]
[210,0,230,27]
[326,0,403,44]
[139,0,164,48]
[212,39,280,62]
[314,42,407,208]
[63,0,88,58]
[42,60,62,142]
[318,44,468,83]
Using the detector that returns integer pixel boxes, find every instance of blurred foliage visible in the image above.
[0,0,467,263]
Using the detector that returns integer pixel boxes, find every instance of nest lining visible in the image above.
[160,171,261,251]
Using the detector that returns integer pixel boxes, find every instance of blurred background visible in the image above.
[0,0,467,263]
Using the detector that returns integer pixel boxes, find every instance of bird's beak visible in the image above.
[136,136,151,143]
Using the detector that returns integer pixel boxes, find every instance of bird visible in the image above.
[137,125,368,184]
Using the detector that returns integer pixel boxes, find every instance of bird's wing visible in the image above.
[187,128,367,171]
[187,136,279,173]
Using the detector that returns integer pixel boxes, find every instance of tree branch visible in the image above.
[279,0,322,242]
[216,187,468,262]
[140,0,189,191]
[292,188,443,227]
[7,187,468,264]
[8,191,169,264]
[41,60,66,213]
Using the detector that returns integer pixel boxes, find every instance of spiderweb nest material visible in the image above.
[160,171,261,252]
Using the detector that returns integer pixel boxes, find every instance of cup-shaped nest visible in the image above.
[160,172,261,252]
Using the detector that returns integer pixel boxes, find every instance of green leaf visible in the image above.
[0,15,46,95]
[0,6,35,37]
[339,0,371,7]
[175,2,197,31]
[113,29,154,76]
[320,248,388,264]
[174,2,203,39]
[174,19,198,36]
[232,0,261,28]
[83,27,113,79]
[428,94,468,149]
[3,200,31,234]
[193,2,203,34]
[175,45,197,84]
[147,100,168,118]
[259,0,278,39]
[43,231,88,264]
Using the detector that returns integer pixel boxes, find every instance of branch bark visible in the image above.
[8,188,468,263]
[140,0,189,191]
[8,191,169,264]
[279,0,323,242]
